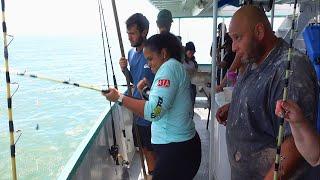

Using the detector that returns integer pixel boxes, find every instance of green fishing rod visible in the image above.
[1,0,17,179]
[110,0,147,179]
[273,0,298,179]
[98,0,120,165]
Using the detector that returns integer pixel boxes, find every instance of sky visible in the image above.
[4,0,159,36]
[2,0,215,63]
[1,0,286,64]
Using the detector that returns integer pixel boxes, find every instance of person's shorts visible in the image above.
[132,125,153,151]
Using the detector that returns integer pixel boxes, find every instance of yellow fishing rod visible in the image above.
[273,0,298,179]
[1,0,18,179]
[4,69,125,93]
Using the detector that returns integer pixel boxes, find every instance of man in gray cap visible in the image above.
[156,9,173,33]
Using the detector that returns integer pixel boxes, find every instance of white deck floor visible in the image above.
[129,108,211,180]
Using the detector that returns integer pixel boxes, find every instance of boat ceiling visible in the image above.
[147,0,311,18]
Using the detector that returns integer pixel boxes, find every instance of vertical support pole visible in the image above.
[209,1,218,180]
[271,0,275,30]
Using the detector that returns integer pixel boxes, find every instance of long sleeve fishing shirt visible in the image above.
[144,58,196,144]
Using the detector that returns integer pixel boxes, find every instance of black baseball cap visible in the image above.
[157,9,173,24]
[185,42,196,52]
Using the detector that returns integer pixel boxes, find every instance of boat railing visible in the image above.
[58,104,136,180]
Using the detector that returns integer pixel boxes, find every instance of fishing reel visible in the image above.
[109,145,120,165]
[117,154,130,167]
[141,86,150,100]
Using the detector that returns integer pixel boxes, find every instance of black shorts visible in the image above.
[132,124,153,151]
[152,132,202,180]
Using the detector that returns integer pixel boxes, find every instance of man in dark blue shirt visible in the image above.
[119,13,156,175]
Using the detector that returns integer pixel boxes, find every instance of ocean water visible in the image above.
[0,35,127,179]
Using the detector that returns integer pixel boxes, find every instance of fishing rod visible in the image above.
[4,69,120,93]
[110,0,132,96]
[99,0,132,166]
[1,0,18,179]
[273,0,298,179]
[99,0,130,140]
[98,0,119,165]
[111,0,147,178]
[99,0,118,90]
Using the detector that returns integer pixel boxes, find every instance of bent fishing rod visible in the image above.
[1,0,18,179]
[111,0,147,178]
[273,0,298,179]
[98,0,120,165]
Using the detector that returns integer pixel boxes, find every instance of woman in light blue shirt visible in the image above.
[103,33,201,180]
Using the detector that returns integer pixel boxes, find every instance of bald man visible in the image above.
[216,5,318,179]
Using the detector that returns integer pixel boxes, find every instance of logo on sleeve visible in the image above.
[157,79,170,87]
[151,97,163,118]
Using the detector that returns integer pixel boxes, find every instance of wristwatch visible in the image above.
[117,93,124,105]
[142,86,150,100]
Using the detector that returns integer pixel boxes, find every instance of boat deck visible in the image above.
[194,108,210,180]
[60,105,212,180]
[129,108,210,180]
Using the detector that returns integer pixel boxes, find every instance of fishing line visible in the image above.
[99,0,118,90]
[99,0,129,159]
[10,82,19,98]
[14,130,22,145]
[98,0,119,165]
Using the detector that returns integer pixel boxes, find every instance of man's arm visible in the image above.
[215,103,230,126]
[122,95,145,117]
[289,121,320,167]
[119,57,133,83]
[275,100,320,167]
[264,136,302,180]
